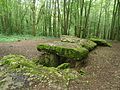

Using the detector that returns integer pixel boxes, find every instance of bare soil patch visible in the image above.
[69,42,120,90]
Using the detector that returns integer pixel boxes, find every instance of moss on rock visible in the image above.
[37,42,89,60]
[0,55,80,90]
[34,53,59,67]
[1,55,36,69]
[61,35,80,43]
[61,35,97,51]
[90,38,112,47]
[79,39,97,51]
[57,63,70,69]
[36,36,100,68]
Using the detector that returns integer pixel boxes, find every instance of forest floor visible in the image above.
[0,38,120,90]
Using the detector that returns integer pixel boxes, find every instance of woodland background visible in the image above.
[0,0,120,40]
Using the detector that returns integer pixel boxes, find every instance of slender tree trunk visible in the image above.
[57,0,61,37]
[79,0,84,37]
[82,0,92,38]
[63,0,67,35]
[48,0,52,36]
[117,0,120,40]
[96,1,103,37]
[103,0,108,39]
[110,0,117,40]
[32,0,36,36]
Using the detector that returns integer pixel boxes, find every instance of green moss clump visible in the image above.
[0,55,39,90]
[90,38,112,47]
[1,55,36,69]
[79,40,97,51]
[37,43,89,60]
[57,63,70,69]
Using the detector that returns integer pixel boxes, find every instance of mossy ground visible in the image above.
[0,34,55,42]
[0,55,81,90]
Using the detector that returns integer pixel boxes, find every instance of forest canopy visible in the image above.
[0,0,120,40]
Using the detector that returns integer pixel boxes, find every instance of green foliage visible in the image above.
[0,0,119,41]
[0,35,50,42]
[0,35,31,42]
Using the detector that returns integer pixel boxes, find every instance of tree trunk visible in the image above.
[82,0,92,38]
[96,1,103,37]
[32,0,36,36]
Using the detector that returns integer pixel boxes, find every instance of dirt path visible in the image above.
[0,39,120,90]
[69,42,120,90]
[0,38,59,59]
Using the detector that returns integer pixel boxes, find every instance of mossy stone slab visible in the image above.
[61,35,97,51]
[37,41,89,61]
[90,38,112,47]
